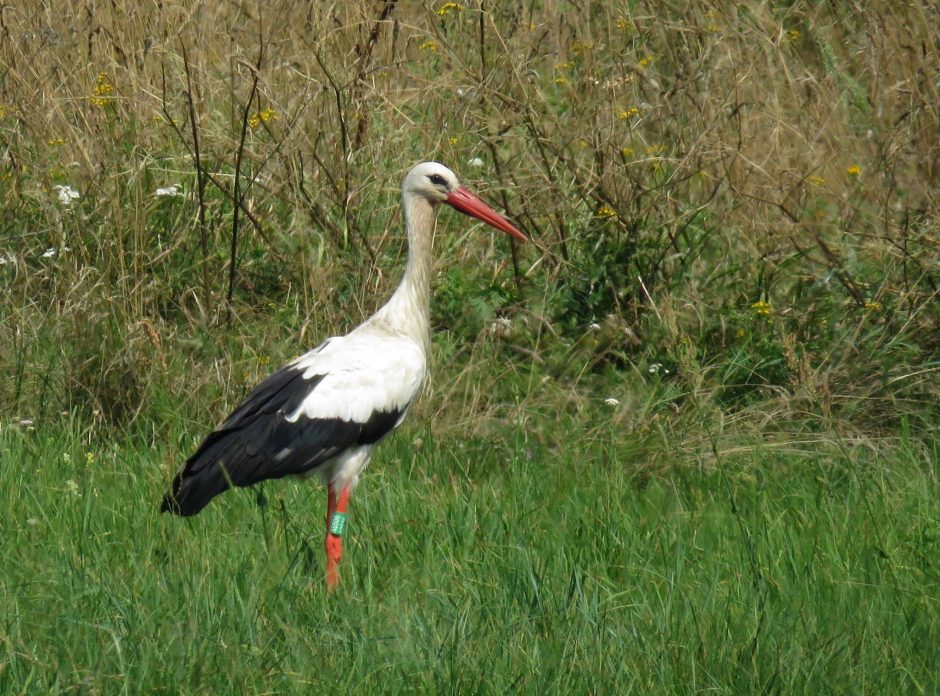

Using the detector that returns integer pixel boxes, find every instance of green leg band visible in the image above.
[329,512,348,537]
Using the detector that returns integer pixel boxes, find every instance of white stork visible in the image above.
[161,161,526,590]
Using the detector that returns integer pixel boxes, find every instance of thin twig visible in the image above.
[226,34,266,324]
[178,40,212,318]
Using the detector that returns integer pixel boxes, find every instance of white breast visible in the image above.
[284,331,426,425]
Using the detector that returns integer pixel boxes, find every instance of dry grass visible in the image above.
[1,1,938,444]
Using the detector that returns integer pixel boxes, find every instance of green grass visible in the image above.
[2,419,937,693]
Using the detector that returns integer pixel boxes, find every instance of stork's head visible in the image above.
[403,161,527,241]
[403,161,460,203]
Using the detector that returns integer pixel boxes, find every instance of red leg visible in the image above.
[325,485,350,591]
[326,485,337,528]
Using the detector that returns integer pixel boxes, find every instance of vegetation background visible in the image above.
[1,1,938,692]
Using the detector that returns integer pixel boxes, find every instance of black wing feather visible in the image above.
[160,362,404,516]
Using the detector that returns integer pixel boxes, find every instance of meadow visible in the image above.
[1,1,938,692]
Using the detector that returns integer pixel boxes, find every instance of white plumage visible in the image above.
[162,161,526,589]
[288,334,425,428]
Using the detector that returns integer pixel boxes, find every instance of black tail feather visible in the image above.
[160,466,228,516]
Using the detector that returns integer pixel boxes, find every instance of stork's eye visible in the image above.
[428,174,448,187]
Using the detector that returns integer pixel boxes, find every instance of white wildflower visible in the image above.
[40,246,69,259]
[65,480,80,496]
[0,252,15,266]
[467,157,485,168]
[604,397,620,406]
[53,184,80,206]
[154,185,182,197]
[18,418,34,427]
[589,322,601,331]
[648,363,662,374]
[486,316,513,338]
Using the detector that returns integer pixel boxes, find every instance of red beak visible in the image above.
[445,187,528,242]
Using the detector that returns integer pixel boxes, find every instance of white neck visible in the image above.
[367,190,435,348]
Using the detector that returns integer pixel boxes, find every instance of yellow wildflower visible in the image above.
[615,17,634,32]
[554,76,569,86]
[807,174,825,186]
[751,300,772,316]
[248,108,278,129]
[47,138,65,146]
[597,204,617,219]
[704,12,722,33]
[618,106,640,119]
[89,72,113,107]
[638,54,654,69]
[787,28,800,41]
[437,2,463,15]
[555,62,572,70]
[448,136,459,145]
[85,451,95,464]
[736,327,746,338]
[620,146,634,156]
[846,165,861,176]
[419,40,438,52]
